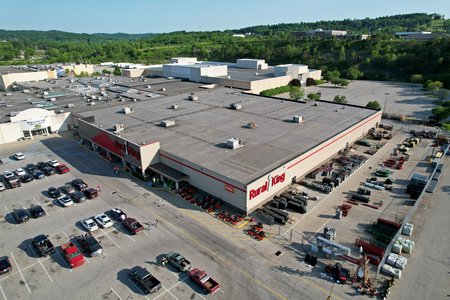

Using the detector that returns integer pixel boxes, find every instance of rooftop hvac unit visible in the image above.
[227,137,243,150]
[122,107,133,114]
[171,104,179,110]
[247,122,257,129]
[230,103,242,110]
[66,104,74,108]
[147,85,151,89]
[114,123,125,132]
[188,95,198,101]
[293,115,304,123]
[161,119,176,127]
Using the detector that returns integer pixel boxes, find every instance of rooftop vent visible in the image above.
[293,115,304,123]
[247,122,257,129]
[171,104,179,110]
[161,119,176,127]
[227,137,243,150]
[114,123,124,132]
[230,103,242,110]
[122,107,133,114]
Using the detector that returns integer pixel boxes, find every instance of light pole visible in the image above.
[383,92,390,116]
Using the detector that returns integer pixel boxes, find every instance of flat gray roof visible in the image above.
[78,87,376,185]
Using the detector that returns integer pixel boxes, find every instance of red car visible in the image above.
[121,217,144,235]
[56,164,70,174]
[188,268,220,294]
[61,242,85,268]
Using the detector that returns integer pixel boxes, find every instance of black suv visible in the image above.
[47,187,61,198]
[0,257,12,274]
[70,191,87,203]
[37,161,48,170]
[20,174,34,183]
[30,205,46,218]
[13,208,29,223]
[72,179,88,191]
[42,166,56,176]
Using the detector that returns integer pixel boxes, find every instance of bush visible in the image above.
[306,78,316,86]
[334,95,347,103]
[260,85,297,97]
[289,79,301,87]
[307,93,321,101]
[366,100,382,110]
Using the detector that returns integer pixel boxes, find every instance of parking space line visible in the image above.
[161,284,179,300]
[153,276,188,300]
[0,285,6,300]
[10,253,31,294]
[125,235,135,242]
[28,243,53,283]
[100,229,121,249]
[110,287,122,300]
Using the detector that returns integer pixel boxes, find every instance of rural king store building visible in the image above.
[72,96,381,214]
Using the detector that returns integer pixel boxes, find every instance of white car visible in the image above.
[57,194,73,207]
[47,160,60,167]
[94,214,113,228]
[13,152,25,160]
[81,218,99,232]
[3,170,15,180]
[0,182,5,191]
[15,168,26,176]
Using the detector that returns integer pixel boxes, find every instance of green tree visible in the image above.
[289,87,304,101]
[410,74,424,84]
[102,69,112,75]
[425,81,444,93]
[346,65,363,80]
[431,106,450,121]
[366,100,382,110]
[113,66,121,76]
[307,93,321,101]
[324,70,340,81]
[338,46,346,63]
[334,95,347,104]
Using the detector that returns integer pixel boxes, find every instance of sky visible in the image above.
[0,0,449,34]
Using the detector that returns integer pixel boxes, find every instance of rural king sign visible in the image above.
[249,173,285,200]
[114,140,141,161]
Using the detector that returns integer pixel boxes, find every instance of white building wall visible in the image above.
[0,122,23,144]
[250,76,292,94]
[245,111,382,212]
[49,112,71,132]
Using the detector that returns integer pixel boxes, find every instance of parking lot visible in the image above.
[0,135,341,300]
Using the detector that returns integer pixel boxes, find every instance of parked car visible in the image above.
[3,170,15,180]
[70,191,87,203]
[0,182,5,191]
[32,170,45,179]
[72,178,88,190]
[61,184,75,194]
[76,233,103,256]
[30,205,46,218]
[0,257,12,274]
[84,188,98,199]
[56,164,70,174]
[47,160,59,167]
[13,208,29,223]
[13,152,25,160]
[188,268,221,294]
[37,161,48,170]
[42,166,56,176]
[47,187,62,198]
[32,235,55,257]
[26,164,38,174]
[61,242,85,268]
[165,252,192,272]
[128,266,162,294]
[81,218,99,232]
[121,217,144,234]
[15,168,26,176]
[57,195,73,207]
[110,208,127,221]
[94,214,113,228]
[20,174,34,183]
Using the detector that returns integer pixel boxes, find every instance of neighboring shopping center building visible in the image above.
[72,87,381,213]
[121,58,321,94]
